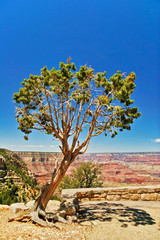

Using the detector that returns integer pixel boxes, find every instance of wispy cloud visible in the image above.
[0,145,8,149]
[153,138,160,143]
[11,144,55,148]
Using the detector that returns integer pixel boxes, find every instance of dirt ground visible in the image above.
[0,201,160,240]
[80,201,160,240]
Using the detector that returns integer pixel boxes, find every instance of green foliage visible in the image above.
[13,59,141,144]
[59,162,103,190]
[59,175,74,190]
[0,170,6,178]
[0,181,19,205]
[73,162,103,188]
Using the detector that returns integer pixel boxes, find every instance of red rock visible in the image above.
[15,152,160,185]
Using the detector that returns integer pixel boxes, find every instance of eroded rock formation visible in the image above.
[15,152,160,186]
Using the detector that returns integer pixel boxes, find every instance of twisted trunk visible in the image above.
[8,154,77,227]
[30,154,75,226]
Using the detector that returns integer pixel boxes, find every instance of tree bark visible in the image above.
[30,154,75,225]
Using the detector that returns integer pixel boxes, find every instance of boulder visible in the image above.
[0,204,10,210]
[10,202,29,214]
[25,200,61,213]
[60,198,79,217]
[25,200,35,209]
[46,200,61,213]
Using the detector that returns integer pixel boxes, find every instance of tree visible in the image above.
[13,58,141,226]
[59,162,103,190]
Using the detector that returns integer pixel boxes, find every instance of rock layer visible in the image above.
[15,152,160,185]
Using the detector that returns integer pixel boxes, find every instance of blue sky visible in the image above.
[0,0,159,153]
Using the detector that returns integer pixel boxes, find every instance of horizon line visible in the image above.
[1,148,159,154]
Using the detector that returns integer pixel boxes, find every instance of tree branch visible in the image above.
[72,104,102,157]
[70,100,84,153]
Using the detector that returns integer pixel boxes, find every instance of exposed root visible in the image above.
[8,209,67,229]
[8,215,31,222]
[55,215,68,224]
[31,210,64,228]
[31,210,48,227]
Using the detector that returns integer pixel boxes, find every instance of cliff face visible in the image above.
[15,151,160,186]
[0,149,37,189]
[83,153,160,185]
[0,149,39,204]
[14,152,61,183]
[14,152,84,184]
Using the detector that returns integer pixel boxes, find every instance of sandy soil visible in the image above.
[0,201,160,240]
[83,201,160,240]
[0,208,87,240]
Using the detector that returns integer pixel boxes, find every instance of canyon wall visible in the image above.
[15,152,84,184]
[15,152,160,186]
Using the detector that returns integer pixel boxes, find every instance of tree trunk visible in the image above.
[30,154,75,226]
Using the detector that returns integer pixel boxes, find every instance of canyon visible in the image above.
[15,152,160,186]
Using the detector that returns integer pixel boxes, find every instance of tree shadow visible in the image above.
[78,201,156,226]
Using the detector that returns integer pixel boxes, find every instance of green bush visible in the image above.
[59,162,103,191]
[0,184,19,205]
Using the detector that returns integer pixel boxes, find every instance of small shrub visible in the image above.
[59,162,103,191]
[0,184,19,205]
